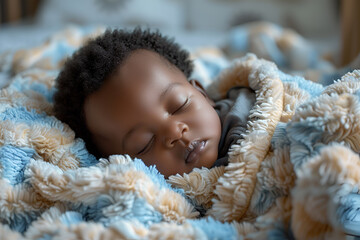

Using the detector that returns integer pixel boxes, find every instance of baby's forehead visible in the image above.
[106,49,187,90]
[114,49,180,76]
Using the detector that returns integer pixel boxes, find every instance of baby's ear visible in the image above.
[189,79,215,107]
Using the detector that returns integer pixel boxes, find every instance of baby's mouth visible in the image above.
[184,140,206,164]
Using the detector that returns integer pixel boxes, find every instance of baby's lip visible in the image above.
[184,140,206,164]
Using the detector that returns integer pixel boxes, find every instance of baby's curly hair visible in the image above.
[53,27,193,157]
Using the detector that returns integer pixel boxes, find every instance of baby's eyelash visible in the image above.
[137,136,155,155]
[172,98,189,114]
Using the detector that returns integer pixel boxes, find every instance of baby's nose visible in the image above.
[163,121,189,148]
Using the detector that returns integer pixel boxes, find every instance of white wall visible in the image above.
[36,0,339,39]
[184,0,339,38]
[37,0,184,29]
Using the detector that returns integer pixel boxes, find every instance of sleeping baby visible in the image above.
[53,28,255,178]
[53,28,360,239]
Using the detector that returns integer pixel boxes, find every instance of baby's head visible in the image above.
[54,28,221,177]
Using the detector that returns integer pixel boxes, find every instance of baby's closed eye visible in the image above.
[171,97,190,115]
[137,135,155,155]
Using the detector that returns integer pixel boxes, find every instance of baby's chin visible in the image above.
[193,154,218,171]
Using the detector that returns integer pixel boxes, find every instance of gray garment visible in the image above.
[212,87,256,167]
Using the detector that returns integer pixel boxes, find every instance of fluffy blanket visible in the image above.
[1,25,360,240]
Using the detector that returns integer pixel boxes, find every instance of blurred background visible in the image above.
[0,0,358,67]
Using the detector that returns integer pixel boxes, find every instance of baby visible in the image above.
[53,28,254,178]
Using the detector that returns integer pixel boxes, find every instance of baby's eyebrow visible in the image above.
[159,82,182,102]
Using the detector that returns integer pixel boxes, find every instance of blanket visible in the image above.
[192,21,360,88]
[1,24,360,240]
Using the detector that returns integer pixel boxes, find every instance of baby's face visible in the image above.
[84,49,221,178]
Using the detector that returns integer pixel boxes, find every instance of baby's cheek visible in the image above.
[204,108,221,137]
[206,143,219,167]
